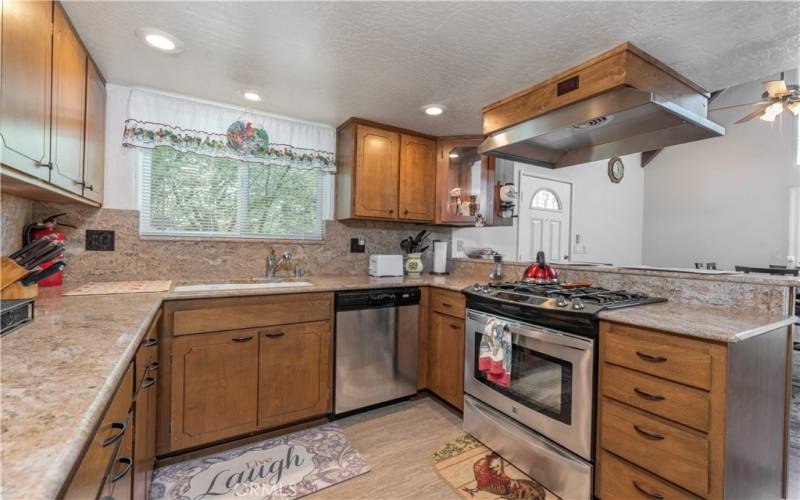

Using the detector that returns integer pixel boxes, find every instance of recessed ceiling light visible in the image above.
[136,28,184,53]
[242,91,262,102]
[422,104,446,116]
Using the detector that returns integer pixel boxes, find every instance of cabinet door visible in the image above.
[398,134,436,221]
[259,321,331,428]
[49,3,86,194]
[0,0,52,179]
[428,312,465,410]
[170,330,259,450]
[435,137,495,225]
[82,60,105,203]
[353,124,399,219]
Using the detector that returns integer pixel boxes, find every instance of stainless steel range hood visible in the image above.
[478,86,725,168]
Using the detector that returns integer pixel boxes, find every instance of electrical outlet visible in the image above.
[350,238,365,253]
[86,230,115,251]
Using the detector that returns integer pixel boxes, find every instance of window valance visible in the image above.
[123,89,336,173]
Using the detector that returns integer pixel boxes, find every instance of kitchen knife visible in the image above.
[18,241,62,267]
[25,245,65,270]
[10,235,56,262]
[21,261,66,286]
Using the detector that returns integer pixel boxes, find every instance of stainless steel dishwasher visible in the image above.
[334,287,420,414]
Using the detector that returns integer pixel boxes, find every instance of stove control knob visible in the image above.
[572,298,585,310]
[482,285,492,293]
[555,296,569,308]
[472,283,483,291]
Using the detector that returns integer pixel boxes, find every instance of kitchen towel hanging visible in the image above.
[122,89,336,173]
[479,317,512,387]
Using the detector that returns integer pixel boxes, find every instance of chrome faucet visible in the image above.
[266,250,292,278]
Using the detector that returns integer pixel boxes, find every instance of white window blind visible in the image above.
[140,147,325,240]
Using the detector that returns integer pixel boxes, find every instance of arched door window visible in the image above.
[530,188,562,211]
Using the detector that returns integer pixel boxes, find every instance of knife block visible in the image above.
[1,257,29,290]
[1,281,38,300]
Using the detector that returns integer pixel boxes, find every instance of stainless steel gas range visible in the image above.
[461,281,666,500]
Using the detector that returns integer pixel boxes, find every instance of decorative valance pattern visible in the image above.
[123,89,336,173]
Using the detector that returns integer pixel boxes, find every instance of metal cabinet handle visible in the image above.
[636,351,667,363]
[450,323,460,330]
[633,425,665,441]
[110,456,133,482]
[404,208,409,215]
[141,376,156,389]
[388,209,394,214]
[36,161,53,169]
[101,421,127,447]
[441,302,453,308]
[146,362,159,372]
[634,387,665,401]
[632,480,664,499]
[85,184,94,191]
[141,338,158,348]
[264,332,285,338]
[232,336,253,342]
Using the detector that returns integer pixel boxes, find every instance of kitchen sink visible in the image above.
[173,281,313,292]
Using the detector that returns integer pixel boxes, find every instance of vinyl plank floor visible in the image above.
[310,397,464,499]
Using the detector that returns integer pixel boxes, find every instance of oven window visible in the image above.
[474,332,572,424]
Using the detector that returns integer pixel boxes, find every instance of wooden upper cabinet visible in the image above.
[49,3,87,195]
[170,330,260,451]
[353,124,400,218]
[398,134,435,222]
[435,137,495,225]
[82,60,105,203]
[258,321,331,429]
[0,0,53,180]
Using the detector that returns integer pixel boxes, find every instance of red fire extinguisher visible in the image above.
[22,213,75,287]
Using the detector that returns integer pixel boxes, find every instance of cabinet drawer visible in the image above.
[603,363,710,432]
[604,323,712,390]
[430,288,465,318]
[64,364,134,500]
[600,450,698,500]
[172,293,332,336]
[600,399,709,497]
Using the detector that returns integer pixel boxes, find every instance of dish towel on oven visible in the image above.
[479,318,512,387]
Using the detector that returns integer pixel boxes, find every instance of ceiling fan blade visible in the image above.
[735,104,769,124]
[709,101,767,112]
[763,80,788,97]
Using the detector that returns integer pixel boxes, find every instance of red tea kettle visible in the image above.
[523,251,559,283]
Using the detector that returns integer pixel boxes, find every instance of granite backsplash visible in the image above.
[0,193,33,256]
[28,201,451,284]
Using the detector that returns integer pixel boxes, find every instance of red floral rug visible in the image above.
[433,435,560,500]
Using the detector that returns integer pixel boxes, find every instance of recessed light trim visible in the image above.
[136,28,184,53]
[242,91,262,102]
[422,104,446,116]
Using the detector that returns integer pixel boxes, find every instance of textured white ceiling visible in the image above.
[63,1,800,135]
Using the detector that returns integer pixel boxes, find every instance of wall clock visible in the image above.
[608,156,624,183]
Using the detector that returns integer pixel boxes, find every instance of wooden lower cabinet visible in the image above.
[258,321,331,428]
[170,329,260,451]
[64,364,134,500]
[596,320,790,500]
[428,310,465,409]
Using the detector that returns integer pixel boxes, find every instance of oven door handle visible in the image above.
[467,310,592,352]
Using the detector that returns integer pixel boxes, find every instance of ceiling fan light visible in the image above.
[759,111,777,122]
[764,101,784,118]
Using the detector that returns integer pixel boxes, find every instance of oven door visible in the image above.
[464,309,594,460]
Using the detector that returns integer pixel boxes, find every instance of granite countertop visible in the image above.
[0,290,164,500]
[599,301,797,343]
[1,274,794,498]
[0,275,473,499]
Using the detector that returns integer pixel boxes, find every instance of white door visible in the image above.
[518,174,572,263]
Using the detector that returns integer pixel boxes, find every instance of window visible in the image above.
[530,188,561,211]
[140,147,325,240]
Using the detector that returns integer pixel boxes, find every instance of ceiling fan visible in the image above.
[709,72,799,124]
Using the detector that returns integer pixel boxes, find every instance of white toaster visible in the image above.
[369,254,404,277]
